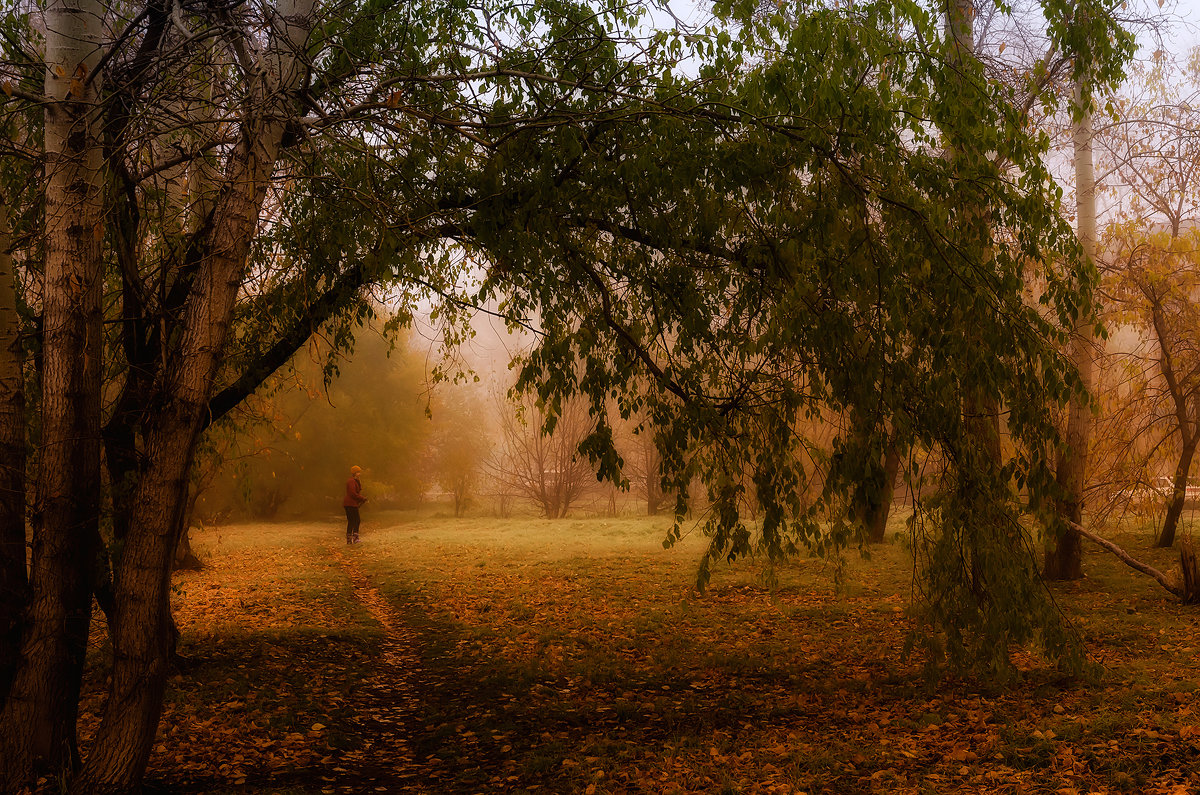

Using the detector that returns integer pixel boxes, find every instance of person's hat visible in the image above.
[350,465,362,474]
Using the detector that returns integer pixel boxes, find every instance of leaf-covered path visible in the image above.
[324,544,435,792]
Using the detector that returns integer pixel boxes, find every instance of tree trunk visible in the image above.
[174,526,203,572]
[0,0,104,786]
[865,439,901,544]
[1181,539,1199,604]
[75,4,315,788]
[1046,78,1098,581]
[1156,434,1197,549]
[0,200,27,709]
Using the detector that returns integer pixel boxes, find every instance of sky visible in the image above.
[1166,0,1200,51]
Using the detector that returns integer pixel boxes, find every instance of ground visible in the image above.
[74,510,1200,794]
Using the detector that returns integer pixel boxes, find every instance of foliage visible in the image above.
[472,0,1120,671]
[0,0,1139,785]
[1090,52,1200,546]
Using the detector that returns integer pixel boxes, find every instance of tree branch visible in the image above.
[1067,519,1183,598]
[203,264,367,429]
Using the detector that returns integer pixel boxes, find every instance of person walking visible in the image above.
[343,465,367,544]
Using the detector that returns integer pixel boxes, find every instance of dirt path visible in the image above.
[326,546,445,793]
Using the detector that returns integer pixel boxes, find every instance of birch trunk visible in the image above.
[1046,78,1097,580]
[0,0,104,785]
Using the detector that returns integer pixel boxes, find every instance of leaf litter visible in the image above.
[73,519,1200,794]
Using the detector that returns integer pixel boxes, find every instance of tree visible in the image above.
[1046,74,1100,580]
[430,387,489,517]
[859,432,901,544]
[621,413,670,516]
[1104,227,1200,548]
[0,0,106,778]
[0,0,1134,788]
[0,0,780,785]
[1095,51,1200,548]
[0,183,26,712]
[191,323,434,522]
[489,0,1130,674]
[492,387,597,519]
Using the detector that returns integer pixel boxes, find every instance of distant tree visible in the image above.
[492,389,596,519]
[1103,227,1200,548]
[625,422,669,516]
[1094,52,1200,548]
[609,404,670,516]
[430,388,489,517]
[199,327,433,519]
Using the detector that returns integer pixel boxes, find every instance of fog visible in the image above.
[192,312,666,525]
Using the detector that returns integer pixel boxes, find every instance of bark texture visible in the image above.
[865,440,900,544]
[0,201,26,708]
[74,3,316,789]
[1156,437,1197,549]
[0,0,104,786]
[1046,78,1097,581]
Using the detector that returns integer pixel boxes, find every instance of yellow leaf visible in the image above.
[998,42,1006,54]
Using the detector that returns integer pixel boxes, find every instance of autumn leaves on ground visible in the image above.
[78,513,1200,795]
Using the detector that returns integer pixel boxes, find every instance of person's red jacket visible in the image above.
[343,476,366,507]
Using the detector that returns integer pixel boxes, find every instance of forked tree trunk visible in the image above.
[0,0,104,786]
[0,200,27,708]
[1046,78,1097,581]
[75,4,315,789]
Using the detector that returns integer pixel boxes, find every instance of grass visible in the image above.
[75,508,1200,794]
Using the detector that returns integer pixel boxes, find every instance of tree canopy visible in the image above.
[0,0,1134,789]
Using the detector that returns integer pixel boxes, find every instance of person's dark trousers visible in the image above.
[345,506,361,543]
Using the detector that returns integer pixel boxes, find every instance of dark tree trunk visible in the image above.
[174,525,203,571]
[1181,539,1199,604]
[1045,368,1090,579]
[865,441,901,544]
[74,420,195,793]
[0,202,27,709]
[1156,437,1197,549]
[75,9,314,779]
[1043,518,1083,581]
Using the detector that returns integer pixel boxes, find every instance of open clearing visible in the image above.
[78,511,1200,794]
